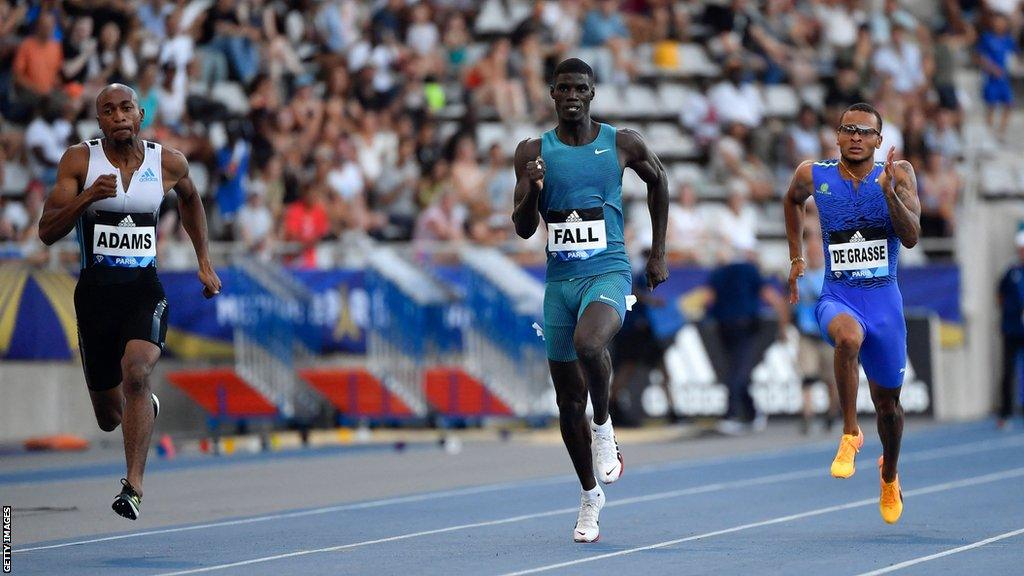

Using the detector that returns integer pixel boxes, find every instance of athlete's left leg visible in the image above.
[120,339,162,498]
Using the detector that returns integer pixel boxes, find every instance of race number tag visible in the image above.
[92,213,157,268]
[828,228,888,279]
[547,207,607,261]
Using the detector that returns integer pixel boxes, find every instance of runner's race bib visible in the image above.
[828,227,888,279]
[92,211,157,268]
[547,207,607,261]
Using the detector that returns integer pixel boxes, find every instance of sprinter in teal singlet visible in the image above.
[512,58,669,543]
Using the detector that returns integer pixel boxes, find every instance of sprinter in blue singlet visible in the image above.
[512,58,669,543]
[784,103,922,525]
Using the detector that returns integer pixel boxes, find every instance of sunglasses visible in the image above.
[837,124,880,137]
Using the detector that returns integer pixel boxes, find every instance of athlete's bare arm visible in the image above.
[164,147,221,298]
[879,147,921,249]
[38,144,117,245]
[512,137,544,239]
[617,128,669,290]
[783,160,815,304]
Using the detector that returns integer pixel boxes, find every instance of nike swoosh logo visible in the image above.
[594,148,610,155]
[606,466,618,476]
[599,295,617,304]
[576,531,587,536]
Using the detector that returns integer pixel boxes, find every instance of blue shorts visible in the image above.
[983,76,1014,105]
[815,281,906,389]
[543,271,632,362]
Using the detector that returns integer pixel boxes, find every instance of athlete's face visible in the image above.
[836,110,881,163]
[96,88,144,144]
[551,73,594,122]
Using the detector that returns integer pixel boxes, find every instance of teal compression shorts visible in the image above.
[543,271,632,362]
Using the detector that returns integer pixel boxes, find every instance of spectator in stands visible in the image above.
[918,149,960,237]
[202,0,261,86]
[925,107,963,161]
[24,95,71,189]
[788,105,824,167]
[214,121,252,226]
[709,57,765,129]
[406,2,442,77]
[997,229,1024,428]
[0,193,32,242]
[483,143,515,225]
[580,0,636,83]
[316,0,360,56]
[466,38,527,123]
[61,16,96,91]
[235,186,274,259]
[902,105,930,163]
[136,61,160,134]
[977,11,1018,140]
[414,189,465,243]
[711,123,774,202]
[282,184,330,268]
[93,21,139,86]
[666,182,707,264]
[11,12,62,119]
[442,11,471,75]
[155,61,187,130]
[705,235,789,435]
[932,13,974,121]
[824,66,866,125]
[353,110,397,194]
[375,137,421,241]
[872,22,930,99]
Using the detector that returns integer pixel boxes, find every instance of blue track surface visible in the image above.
[13,422,1024,575]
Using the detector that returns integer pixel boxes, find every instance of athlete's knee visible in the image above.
[555,386,587,418]
[120,357,154,393]
[96,412,121,432]
[832,328,863,357]
[572,334,606,364]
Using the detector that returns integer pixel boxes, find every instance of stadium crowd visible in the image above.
[0,0,1019,268]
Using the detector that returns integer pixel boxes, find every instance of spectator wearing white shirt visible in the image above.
[24,97,71,188]
[708,57,765,128]
[871,23,928,96]
[666,183,707,263]
[235,187,275,258]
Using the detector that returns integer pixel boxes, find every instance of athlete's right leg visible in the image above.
[818,297,866,478]
[826,313,864,436]
[549,360,597,490]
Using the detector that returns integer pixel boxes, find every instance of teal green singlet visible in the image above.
[538,123,631,282]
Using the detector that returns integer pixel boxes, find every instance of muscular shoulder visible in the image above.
[615,127,647,157]
[60,143,90,170]
[794,160,815,183]
[513,137,542,167]
[161,145,189,181]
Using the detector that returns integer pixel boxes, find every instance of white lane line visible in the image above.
[498,467,1024,576]
[853,527,1024,576]
[151,466,1024,576]
[17,433,1024,554]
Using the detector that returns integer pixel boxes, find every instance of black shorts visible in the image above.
[74,275,169,391]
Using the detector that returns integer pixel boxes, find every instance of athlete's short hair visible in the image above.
[552,58,594,81]
[840,102,883,132]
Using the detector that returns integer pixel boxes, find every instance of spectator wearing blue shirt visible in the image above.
[977,13,1018,139]
[580,0,635,83]
[705,237,789,434]
[794,230,838,434]
[997,229,1024,428]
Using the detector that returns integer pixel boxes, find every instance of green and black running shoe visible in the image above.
[112,478,142,520]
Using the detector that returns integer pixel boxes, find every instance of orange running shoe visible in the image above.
[878,456,903,524]
[830,427,863,478]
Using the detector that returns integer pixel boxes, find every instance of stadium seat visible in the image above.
[980,157,1021,196]
[1,162,30,196]
[625,85,662,118]
[763,85,800,118]
[299,367,415,418]
[190,162,210,197]
[423,366,513,417]
[800,84,826,111]
[210,81,250,116]
[590,83,624,117]
[657,83,695,110]
[677,43,719,78]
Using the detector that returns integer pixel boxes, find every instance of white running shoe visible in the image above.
[591,420,623,484]
[573,490,605,543]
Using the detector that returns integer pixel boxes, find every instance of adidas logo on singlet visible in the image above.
[118,215,136,227]
[566,211,583,223]
[849,230,866,243]
[138,167,158,182]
